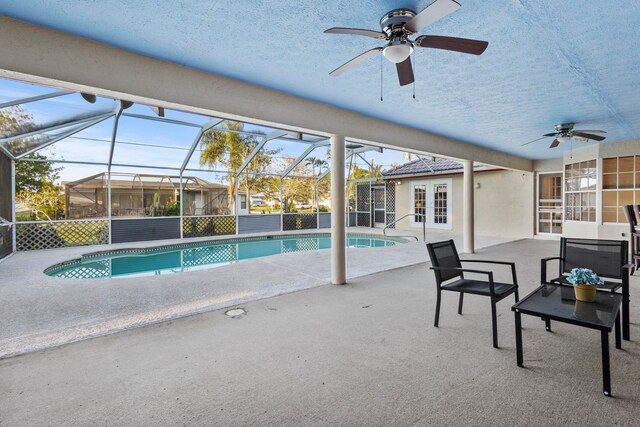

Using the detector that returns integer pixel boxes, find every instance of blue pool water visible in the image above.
[45,234,405,279]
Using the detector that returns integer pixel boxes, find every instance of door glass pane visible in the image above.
[603,207,617,223]
[602,158,617,174]
[433,184,447,224]
[619,173,634,189]
[602,174,617,189]
[602,191,617,207]
[414,185,425,223]
[619,156,634,172]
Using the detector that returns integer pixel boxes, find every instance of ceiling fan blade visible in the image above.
[415,35,488,55]
[521,135,552,146]
[543,132,558,137]
[549,139,561,148]
[573,132,606,141]
[396,57,415,86]
[574,129,607,134]
[329,47,383,77]
[324,27,386,39]
[405,0,461,34]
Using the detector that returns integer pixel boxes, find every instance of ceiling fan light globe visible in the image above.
[383,43,413,63]
[557,136,572,143]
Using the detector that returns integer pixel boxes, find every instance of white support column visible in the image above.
[279,178,283,231]
[107,169,112,245]
[463,159,475,254]
[179,173,184,239]
[331,135,346,285]
[11,159,16,253]
[315,178,319,229]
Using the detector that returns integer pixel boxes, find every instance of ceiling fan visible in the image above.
[523,123,607,148]
[324,0,488,86]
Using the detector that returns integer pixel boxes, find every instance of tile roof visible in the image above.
[383,157,463,177]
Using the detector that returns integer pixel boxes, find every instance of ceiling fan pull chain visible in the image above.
[570,138,573,159]
[412,49,416,99]
[380,53,383,102]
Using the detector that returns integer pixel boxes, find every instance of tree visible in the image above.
[15,185,64,221]
[305,156,329,208]
[2,107,65,220]
[0,107,37,155]
[199,121,280,214]
[15,153,62,192]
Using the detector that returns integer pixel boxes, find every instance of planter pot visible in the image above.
[573,283,597,302]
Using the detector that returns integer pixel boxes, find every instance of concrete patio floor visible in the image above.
[0,227,514,359]
[1,239,639,426]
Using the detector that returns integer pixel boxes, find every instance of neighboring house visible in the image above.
[382,157,533,239]
[64,173,231,218]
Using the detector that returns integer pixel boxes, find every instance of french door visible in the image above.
[412,179,452,229]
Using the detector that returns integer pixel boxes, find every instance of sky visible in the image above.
[0,77,409,184]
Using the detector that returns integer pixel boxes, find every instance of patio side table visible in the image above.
[512,284,622,397]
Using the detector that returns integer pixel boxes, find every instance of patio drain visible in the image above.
[225,308,246,318]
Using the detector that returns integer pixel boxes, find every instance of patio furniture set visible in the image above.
[427,237,632,397]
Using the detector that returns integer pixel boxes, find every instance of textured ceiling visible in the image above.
[1,0,639,160]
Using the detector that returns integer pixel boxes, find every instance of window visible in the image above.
[414,185,425,223]
[240,195,247,210]
[564,160,596,222]
[433,184,447,224]
[602,156,640,223]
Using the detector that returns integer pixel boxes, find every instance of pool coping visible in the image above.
[43,232,410,276]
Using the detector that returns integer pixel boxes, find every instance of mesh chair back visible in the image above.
[561,237,628,280]
[624,205,637,234]
[427,240,462,284]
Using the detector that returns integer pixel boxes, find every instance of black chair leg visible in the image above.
[434,289,442,328]
[514,289,520,303]
[490,299,498,348]
[545,318,552,332]
[458,293,464,315]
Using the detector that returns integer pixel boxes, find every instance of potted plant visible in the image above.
[567,268,604,303]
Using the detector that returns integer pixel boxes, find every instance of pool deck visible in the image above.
[0,227,516,358]
[1,238,639,426]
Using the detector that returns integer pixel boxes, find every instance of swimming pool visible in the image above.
[45,233,406,279]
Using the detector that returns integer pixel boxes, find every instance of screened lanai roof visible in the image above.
[0,78,390,179]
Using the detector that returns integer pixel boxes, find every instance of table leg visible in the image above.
[545,318,551,332]
[623,294,630,341]
[615,313,621,350]
[601,330,612,397]
[515,311,523,367]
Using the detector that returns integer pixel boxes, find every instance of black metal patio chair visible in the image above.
[626,205,640,272]
[541,237,632,340]
[427,240,519,348]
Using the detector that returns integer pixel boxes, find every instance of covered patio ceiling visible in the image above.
[0,1,638,161]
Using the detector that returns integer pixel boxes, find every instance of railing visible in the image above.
[282,212,317,230]
[15,219,109,251]
[182,215,236,238]
[383,213,425,242]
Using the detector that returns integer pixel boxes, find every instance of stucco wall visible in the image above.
[392,170,534,239]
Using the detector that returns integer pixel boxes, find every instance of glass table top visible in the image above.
[512,284,622,330]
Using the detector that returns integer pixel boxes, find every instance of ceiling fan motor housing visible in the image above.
[555,123,575,134]
[380,9,416,37]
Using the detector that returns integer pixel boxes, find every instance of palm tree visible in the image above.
[199,121,277,214]
[305,157,329,208]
